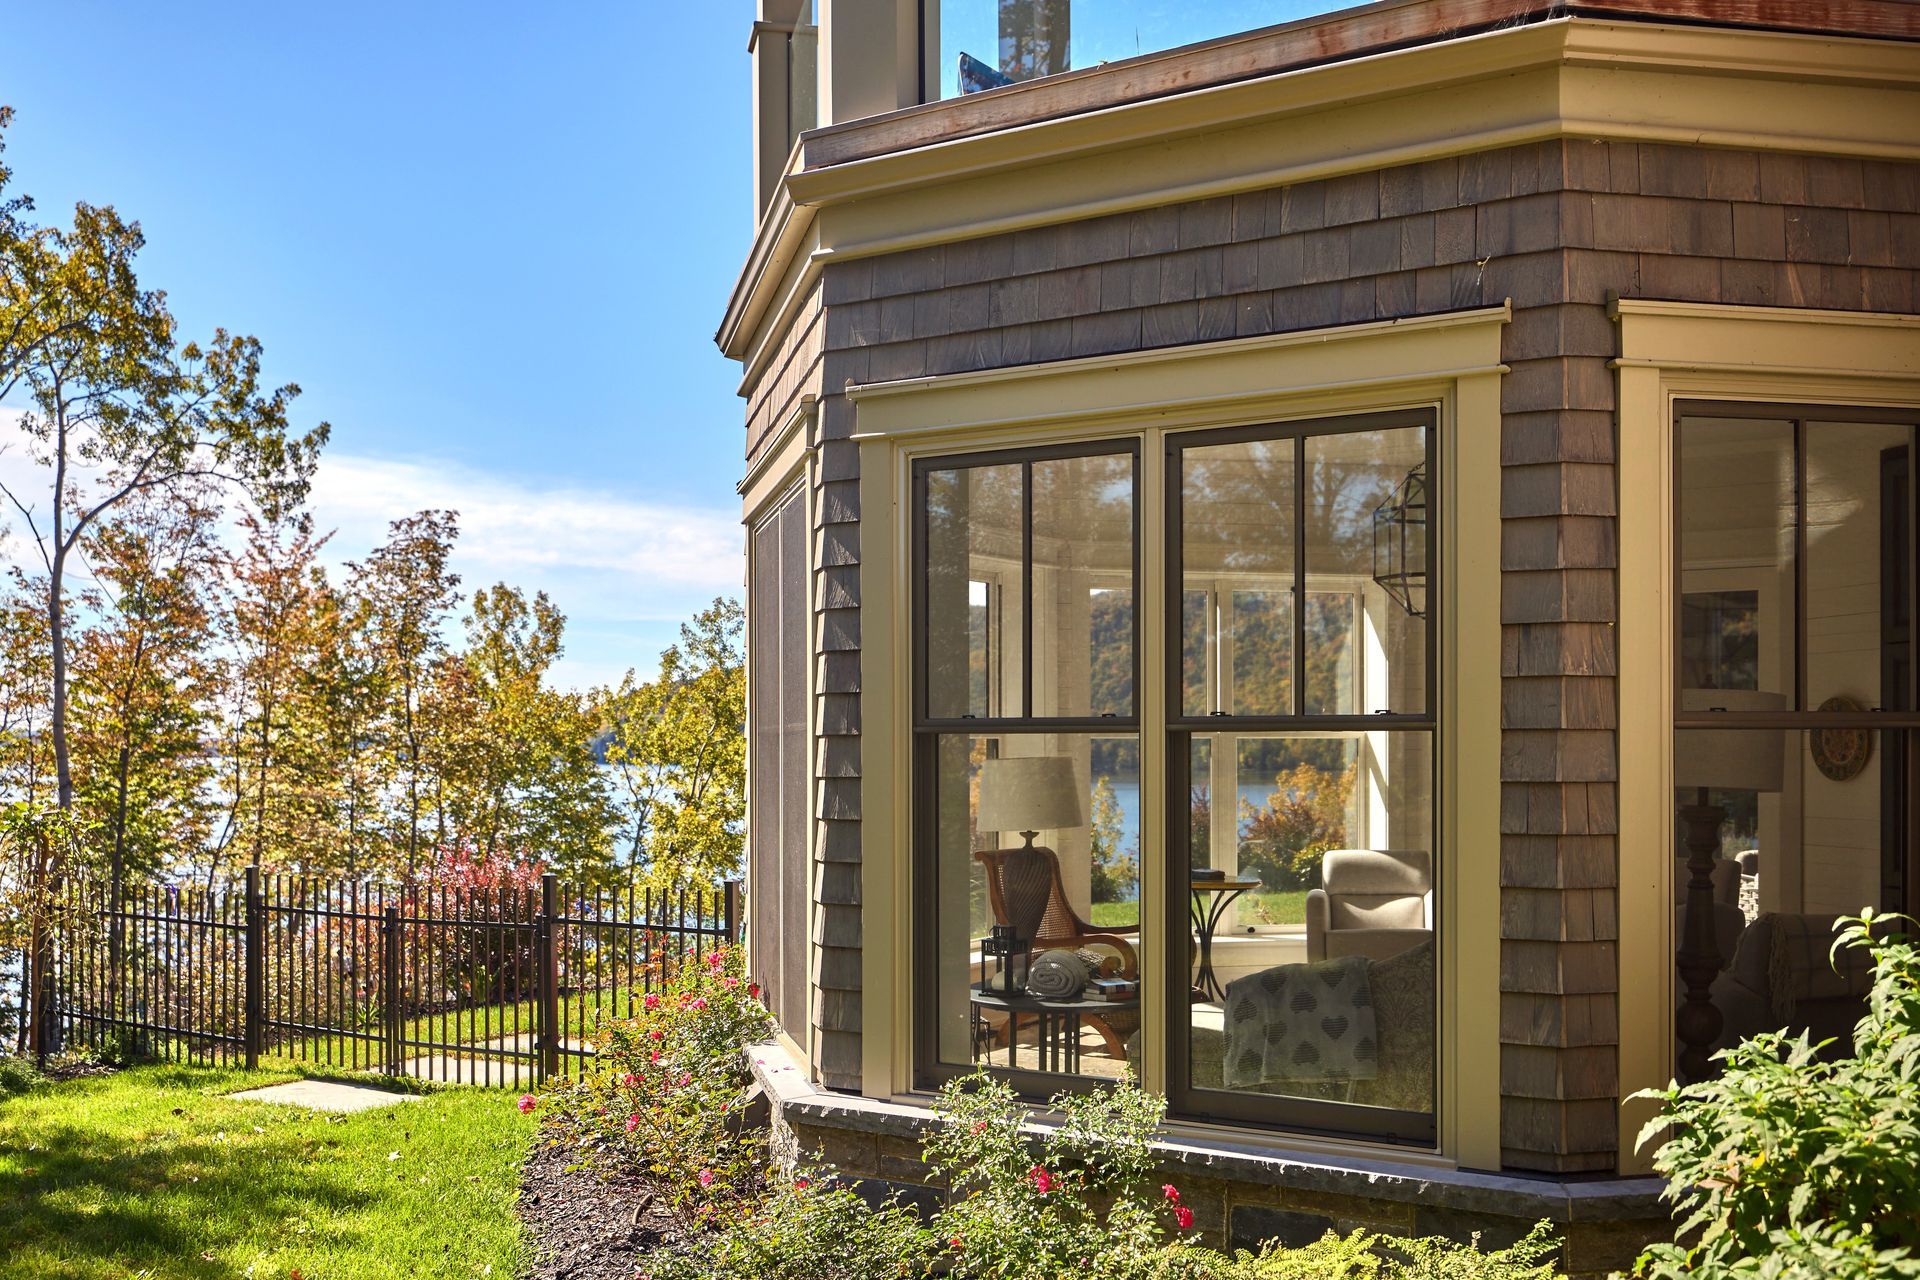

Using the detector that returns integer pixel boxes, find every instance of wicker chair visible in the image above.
[973,845,1139,1058]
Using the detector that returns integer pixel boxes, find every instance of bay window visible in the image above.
[913,410,1437,1143]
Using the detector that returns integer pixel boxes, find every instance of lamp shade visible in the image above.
[977,756,1086,835]
[1674,689,1786,792]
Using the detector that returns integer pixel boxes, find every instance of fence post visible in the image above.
[723,880,742,947]
[382,904,403,1076]
[536,874,559,1083]
[244,866,263,1070]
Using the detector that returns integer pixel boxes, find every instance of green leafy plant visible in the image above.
[923,1069,1199,1279]
[643,1171,933,1280]
[540,944,775,1217]
[1628,910,1920,1280]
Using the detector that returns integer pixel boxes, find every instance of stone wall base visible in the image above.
[746,1041,1668,1278]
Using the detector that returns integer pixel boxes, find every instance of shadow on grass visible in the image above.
[0,1118,381,1279]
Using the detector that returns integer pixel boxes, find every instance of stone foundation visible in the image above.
[746,1039,1668,1278]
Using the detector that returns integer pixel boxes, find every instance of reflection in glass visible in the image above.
[1670,727,1913,1074]
[1033,453,1135,718]
[1307,427,1427,714]
[931,732,1142,1080]
[1185,732,1433,1116]
[929,1,1321,100]
[926,464,1023,718]
[1676,417,1796,706]
[1182,437,1294,717]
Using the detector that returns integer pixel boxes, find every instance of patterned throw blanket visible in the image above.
[1222,956,1378,1087]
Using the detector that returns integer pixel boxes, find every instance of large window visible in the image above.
[923,1,1338,101]
[1168,413,1436,1141]
[910,412,1438,1144]
[915,444,1142,1089]
[1670,404,1918,1084]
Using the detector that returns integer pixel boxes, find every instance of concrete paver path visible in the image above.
[229,1080,424,1112]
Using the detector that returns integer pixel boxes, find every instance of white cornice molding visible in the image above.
[718,19,1920,365]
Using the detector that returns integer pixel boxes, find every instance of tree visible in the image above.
[351,510,459,882]
[429,585,611,879]
[66,492,221,974]
[308,576,388,876]
[0,117,326,819]
[597,598,746,891]
[222,510,337,873]
[1239,760,1355,890]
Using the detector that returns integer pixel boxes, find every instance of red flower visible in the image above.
[794,1176,809,1190]
[1173,1205,1195,1230]
[748,982,761,998]
[1027,1165,1056,1194]
[643,993,661,1011]
[516,1094,538,1114]
[1162,1183,1181,1202]
[697,1169,715,1187]
[625,1113,641,1134]
[949,1237,964,1250]
[621,1072,639,1088]
[689,997,709,1010]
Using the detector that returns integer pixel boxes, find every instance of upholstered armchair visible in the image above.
[1305,849,1433,962]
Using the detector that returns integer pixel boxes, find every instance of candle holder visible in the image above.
[981,923,1024,994]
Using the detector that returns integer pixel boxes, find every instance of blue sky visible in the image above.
[1,3,754,690]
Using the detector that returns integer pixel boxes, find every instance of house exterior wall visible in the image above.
[752,137,1918,1166]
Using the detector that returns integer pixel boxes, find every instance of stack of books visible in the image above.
[1085,976,1139,1002]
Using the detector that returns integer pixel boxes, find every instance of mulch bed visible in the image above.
[517,1139,692,1280]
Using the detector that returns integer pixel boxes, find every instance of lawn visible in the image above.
[0,1063,534,1280]
[1088,890,1308,930]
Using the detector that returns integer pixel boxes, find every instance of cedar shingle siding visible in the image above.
[744,139,1920,1165]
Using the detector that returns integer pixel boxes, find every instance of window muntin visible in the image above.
[920,446,1139,725]
[1169,411,1437,1142]
[914,443,1141,1092]
[910,415,1438,1143]
[1670,406,1919,1083]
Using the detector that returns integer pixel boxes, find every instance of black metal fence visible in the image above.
[46,869,740,1086]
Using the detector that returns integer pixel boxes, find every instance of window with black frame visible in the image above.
[1670,405,1919,1086]
[1168,411,1437,1142]
[914,443,1142,1089]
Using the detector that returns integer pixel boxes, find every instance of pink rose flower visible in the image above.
[516,1094,538,1114]
[1027,1165,1055,1194]
[621,1073,639,1088]
[1173,1205,1195,1230]
[697,1169,715,1187]
[689,997,708,1010]
[644,993,661,1011]
[1162,1183,1181,1202]
[625,1113,641,1134]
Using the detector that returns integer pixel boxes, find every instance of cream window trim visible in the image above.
[858,310,1507,1170]
[1611,300,1920,1174]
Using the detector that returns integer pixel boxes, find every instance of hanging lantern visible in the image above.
[1372,462,1428,618]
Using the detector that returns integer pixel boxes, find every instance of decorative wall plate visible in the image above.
[1810,695,1873,782]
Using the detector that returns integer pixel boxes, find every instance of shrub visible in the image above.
[540,943,775,1215]
[924,1069,1195,1279]
[1628,910,1920,1280]
[0,1053,44,1096]
[643,1173,933,1280]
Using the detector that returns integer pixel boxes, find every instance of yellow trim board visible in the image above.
[856,309,1508,1169]
[1611,301,1920,1174]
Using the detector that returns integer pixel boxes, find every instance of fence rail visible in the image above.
[46,869,740,1087]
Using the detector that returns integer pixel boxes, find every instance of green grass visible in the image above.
[1088,890,1308,930]
[0,1063,535,1279]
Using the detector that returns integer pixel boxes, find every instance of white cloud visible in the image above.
[0,407,744,691]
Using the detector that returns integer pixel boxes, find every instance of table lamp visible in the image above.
[1674,689,1785,1083]
[977,756,1086,963]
